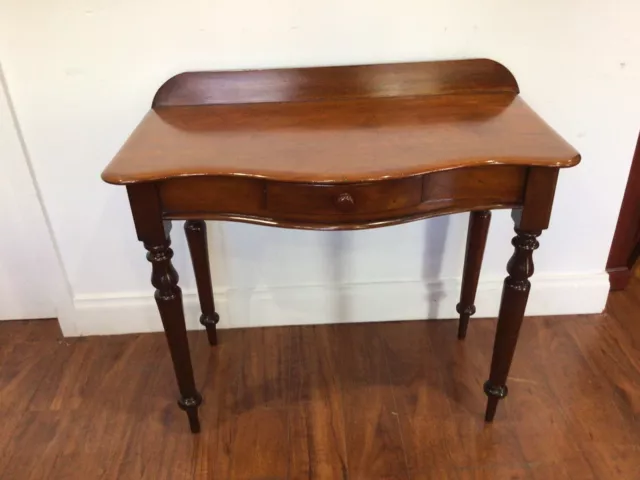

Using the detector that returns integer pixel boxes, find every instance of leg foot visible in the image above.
[456,304,476,340]
[200,313,219,346]
[484,228,539,421]
[457,211,491,339]
[483,381,508,422]
[185,220,220,346]
[178,393,203,433]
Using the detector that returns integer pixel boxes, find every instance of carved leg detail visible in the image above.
[457,210,491,339]
[145,234,202,433]
[184,220,219,346]
[484,228,540,422]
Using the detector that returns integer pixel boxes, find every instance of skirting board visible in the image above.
[64,273,609,337]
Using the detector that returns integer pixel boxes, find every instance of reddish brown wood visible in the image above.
[159,176,264,216]
[158,166,526,230]
[6,285,640,479]
[102,59,580,433]
[607,131,640,290]
[608,268,634,291]
[102,94,578,186]
[484,169,559,421]
[457,210,491,339]
[184,220,219,346]
[127,184,202,433]
[266,177,422,216]
[518,167,560,231]
[485,227,540,421]
[153,59,519,107]
[422,165,527,202]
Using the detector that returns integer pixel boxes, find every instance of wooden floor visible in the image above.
[1,280,640,479]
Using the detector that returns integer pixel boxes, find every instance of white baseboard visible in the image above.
[62,273,609,337]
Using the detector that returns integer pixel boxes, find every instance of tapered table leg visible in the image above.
[457,210,491,339]
[144,225,202,432]
[484,227,540,422]
[128,185,203,433]
[184,220,219,346]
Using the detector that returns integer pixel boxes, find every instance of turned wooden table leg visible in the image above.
[483,167,558,422]
[184,220,219,346]
[145,226,202,433]
[484,227,540,422]
[128,185,202,433]
[457,210,491,339]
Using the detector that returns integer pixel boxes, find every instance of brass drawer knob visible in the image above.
[335,192,355,211]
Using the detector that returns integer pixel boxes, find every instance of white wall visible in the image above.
[0,63,72,322]
[1,0,638,335]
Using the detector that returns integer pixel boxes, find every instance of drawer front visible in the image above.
[422,166,527,205]
[157,166,527,229]
[266,177,423,216]
[159,176,264,215]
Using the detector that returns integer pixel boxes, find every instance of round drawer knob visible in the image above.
[335,192,355,212]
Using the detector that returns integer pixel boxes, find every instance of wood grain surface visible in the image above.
[152,59,519,107]
[103,94,579,185]
[607,131,640,290]
[156,165,527,230]
[2,279,640,479]
[102,59,579,186]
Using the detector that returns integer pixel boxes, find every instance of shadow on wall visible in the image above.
[423,215,450,320]
[328,229,351,324]
[204,215,457,327]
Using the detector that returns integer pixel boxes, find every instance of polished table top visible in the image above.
[102,89,578,186]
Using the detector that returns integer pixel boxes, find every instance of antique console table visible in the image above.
[102,59,580,433]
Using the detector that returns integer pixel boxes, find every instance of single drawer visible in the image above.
[266,177,423,216]
[422,166,527,205]
[159,176,264,215]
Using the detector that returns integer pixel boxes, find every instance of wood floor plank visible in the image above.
[426,320,490,418]
[454,465,532,479]
[193,328,245,479]
[113,334,195,480]
[607,280,640,350]
[0,337,73,478]
[1,410,64,480]
[578,441,640,479]
[1,278,640,479]
[0,318,61,343]
[502,317,588,468]
[378,321,457,476]
[288,325,349,480]
[565,316,640,433]
[529,456,597,480]
[333,323,409,480]
[549,318,638,447]
[429,319,529,473]
[226,326,292,480]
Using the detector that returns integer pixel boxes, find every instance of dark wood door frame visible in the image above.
[607,131,640,290]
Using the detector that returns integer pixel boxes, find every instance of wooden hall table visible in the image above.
[102,59,580,433]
